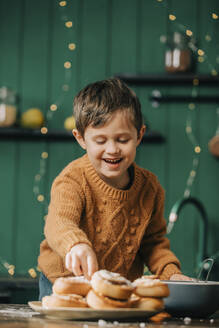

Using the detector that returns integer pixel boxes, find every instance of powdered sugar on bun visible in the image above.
[91,270,134,300]
[134,278,163,287]
[93,270,133,286]
[53,276,91,296]
[133,278,169,298]
[139,274,159,280]
[42,293,88,308]
[66,276,90,283]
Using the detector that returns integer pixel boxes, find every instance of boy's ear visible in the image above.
[137,125,146,146]
[72,129,87,150]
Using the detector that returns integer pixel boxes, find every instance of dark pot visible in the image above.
[163,280,219,318]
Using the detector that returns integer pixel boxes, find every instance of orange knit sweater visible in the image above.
[38,154,181,282]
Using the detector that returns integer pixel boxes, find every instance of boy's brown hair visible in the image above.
[73,78,143,137]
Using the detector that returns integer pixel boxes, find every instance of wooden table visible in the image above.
[0,304,219,328]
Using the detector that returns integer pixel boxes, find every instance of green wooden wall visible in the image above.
[0,0,219,279]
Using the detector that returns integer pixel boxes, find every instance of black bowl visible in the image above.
[163,280,219,318]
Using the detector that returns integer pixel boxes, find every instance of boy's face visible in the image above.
[73,110,145,189]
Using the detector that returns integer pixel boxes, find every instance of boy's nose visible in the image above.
[106,140,119,154]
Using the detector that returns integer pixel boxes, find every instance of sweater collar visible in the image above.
[83,154,142,201]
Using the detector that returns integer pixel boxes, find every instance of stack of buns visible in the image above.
[42,270,169,312]
[42,276,91,308]
[132,275,169,311]
[87,270,135,309]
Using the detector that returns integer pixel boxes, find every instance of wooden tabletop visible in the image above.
[0,304,219,328]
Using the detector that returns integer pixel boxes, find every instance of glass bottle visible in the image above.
[165,32,191,73]
[0,87,17,127]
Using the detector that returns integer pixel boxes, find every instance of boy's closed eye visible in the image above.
[95,138,106,144]
[94,137,130,145]
[118,138,129,143]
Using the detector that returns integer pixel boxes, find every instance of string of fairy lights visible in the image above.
[0,0,76,278]
[33,0,76,214]
[1,0,218,277]
[156,1,219,233]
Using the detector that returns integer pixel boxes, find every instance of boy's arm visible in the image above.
[44,174,92,258]
[139,186,182,280]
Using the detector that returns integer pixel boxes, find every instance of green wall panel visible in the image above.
[13,0,52,273]
[0,0,24,271]
[80,0,109,85]
[0,143,17,268]
[136,0,168,189]
[110,0,138,74]
[15,142,46,273]
[0,0,219,280]
[198,0,219,268]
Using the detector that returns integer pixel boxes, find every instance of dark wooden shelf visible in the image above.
[150,95,219,103]
[0,127,74,142]
[0,127,165,143]
[115,73,219,86]
[0,276,38,290]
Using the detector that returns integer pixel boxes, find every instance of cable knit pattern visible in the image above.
[38,154,181,282]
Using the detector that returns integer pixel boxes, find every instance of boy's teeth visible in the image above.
[104,158,121,163]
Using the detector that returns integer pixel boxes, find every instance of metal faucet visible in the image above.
[167,196,208,273]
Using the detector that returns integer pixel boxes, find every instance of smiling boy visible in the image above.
[38,78,188,300]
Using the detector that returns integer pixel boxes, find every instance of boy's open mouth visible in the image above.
[103,158,122,164]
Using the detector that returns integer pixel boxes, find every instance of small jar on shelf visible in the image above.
[165,32,191,73]
[0,87,17,127]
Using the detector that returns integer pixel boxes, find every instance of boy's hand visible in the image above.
[65,243,98,280]
[170,273,193,281]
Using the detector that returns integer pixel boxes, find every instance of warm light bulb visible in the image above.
[188,103,195,110]
[186,126,192,133]
[193,78,199,86]
[41,152,48,159]
[194,146,201,153]
[59,1,67,6]
[186,29,193,36]
[28,268,37,278]
[205,34,212,41]
[65,21,73,28]
[8,268,15,275]
[197,49,205,56]
[68,43,76,50]
[190,170,196,177]
[41,127,48,134]
[211,69,218,76]
[37,195,44,202]
[169,14,176,21]
[50,104,57,111]
[64,61,71,69]
[212,13,218,20]
[198,56,204,63]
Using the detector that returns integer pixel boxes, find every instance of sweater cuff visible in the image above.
[159,263,181,280]
[59,232,92,256]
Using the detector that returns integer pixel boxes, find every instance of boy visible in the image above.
[38,78,188,300]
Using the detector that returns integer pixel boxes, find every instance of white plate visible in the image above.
[28,301,160,320]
